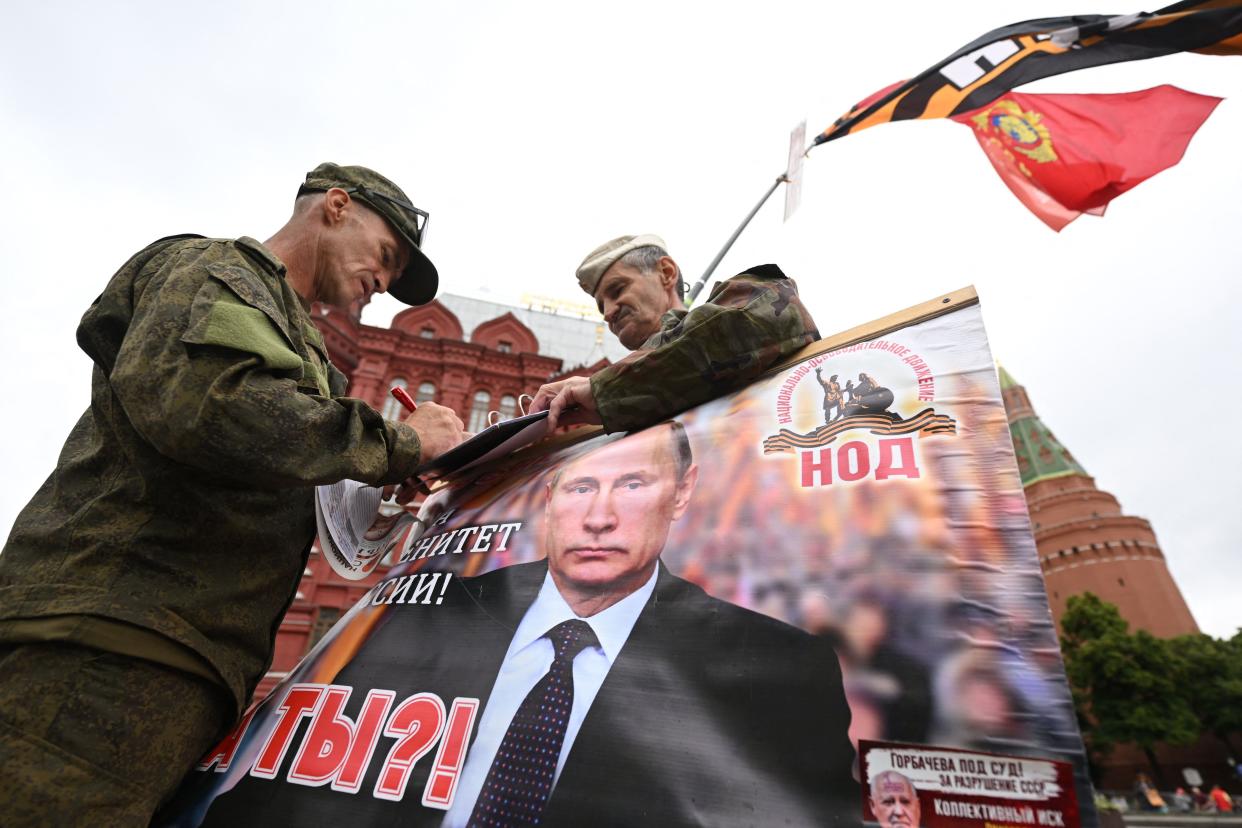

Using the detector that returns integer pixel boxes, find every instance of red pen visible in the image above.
[390,386,418,413]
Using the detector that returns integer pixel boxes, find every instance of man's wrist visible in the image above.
[383,420,423,483]
[588,371,624,433]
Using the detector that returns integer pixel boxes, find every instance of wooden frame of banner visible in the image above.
[771,284,978,373]
[438,284,980,478]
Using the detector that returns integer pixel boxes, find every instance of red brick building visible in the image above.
[256,294,627,697]
[999,366,1198,638]
[1000,368,1223,790]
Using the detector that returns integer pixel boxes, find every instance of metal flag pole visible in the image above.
[686,173,788,305]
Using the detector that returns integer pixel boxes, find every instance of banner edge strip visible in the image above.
[770,285,980,374]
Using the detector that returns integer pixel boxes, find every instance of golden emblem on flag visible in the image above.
[970,100,1058,163]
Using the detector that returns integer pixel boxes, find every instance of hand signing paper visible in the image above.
[529,375,602,431]
[390,403,468,504]
[402,402,468,462]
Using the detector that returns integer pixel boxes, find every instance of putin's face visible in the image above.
[870,773,921,826]
[544,428,697,606]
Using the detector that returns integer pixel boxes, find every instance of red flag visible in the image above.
[951,85,1221,231]
[815,0,1241,146]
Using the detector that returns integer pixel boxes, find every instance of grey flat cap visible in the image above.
[575,234,667,297]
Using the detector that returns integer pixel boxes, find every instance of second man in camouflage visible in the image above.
[530,234,820,432]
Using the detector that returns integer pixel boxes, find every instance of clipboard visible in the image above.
[415,410,550,478]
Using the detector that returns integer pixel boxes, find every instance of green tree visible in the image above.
[1169,631,1242,756]
[1060,593,1200,784]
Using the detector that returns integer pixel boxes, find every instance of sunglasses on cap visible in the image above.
[344,187,430,248]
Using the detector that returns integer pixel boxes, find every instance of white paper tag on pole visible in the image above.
[784,120,806,222]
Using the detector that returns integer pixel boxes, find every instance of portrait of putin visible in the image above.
[542,422,697,616]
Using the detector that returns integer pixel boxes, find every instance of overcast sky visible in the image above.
[2,1,1238,637]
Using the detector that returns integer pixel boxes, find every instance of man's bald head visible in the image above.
[869,770,920,826]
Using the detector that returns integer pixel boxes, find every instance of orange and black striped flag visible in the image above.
[815,0,1242,145]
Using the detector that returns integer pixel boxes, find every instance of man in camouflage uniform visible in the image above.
[530,234,819,432]
[0,163,468,825]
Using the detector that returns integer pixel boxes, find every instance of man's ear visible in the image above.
[657,256,679,292]
[670,463,699,520]
[322,187,351,225]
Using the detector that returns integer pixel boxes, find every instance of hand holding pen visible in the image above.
[388,386,468,463]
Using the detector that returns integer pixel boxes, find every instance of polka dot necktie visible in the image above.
[468,619,599,827]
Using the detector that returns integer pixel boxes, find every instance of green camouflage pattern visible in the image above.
[0,642,227,827]
[590,264,819,433]
[0,236,423,715]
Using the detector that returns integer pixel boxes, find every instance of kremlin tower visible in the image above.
[999,367,1198,638]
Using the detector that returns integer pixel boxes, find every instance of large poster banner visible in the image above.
[160,293,1096,827]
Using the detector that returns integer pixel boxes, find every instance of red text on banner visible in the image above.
[800,437,921,487]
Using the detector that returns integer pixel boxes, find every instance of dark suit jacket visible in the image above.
[196,561,860,827]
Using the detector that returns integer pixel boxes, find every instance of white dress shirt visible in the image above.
[441,564,659,827]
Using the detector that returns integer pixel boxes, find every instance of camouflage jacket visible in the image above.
[591,264,819,432]
[0,236,423,715]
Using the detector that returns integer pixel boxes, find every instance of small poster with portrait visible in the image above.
[860,741,1080,827]
[158,289,1094,828]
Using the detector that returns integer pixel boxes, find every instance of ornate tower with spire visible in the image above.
[1000,367,1198,638]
